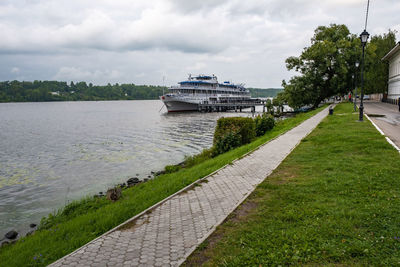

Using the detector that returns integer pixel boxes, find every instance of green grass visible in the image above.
[184,103,400,266]
[0,106,327,266]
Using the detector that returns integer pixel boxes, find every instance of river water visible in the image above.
[0,100,261,238]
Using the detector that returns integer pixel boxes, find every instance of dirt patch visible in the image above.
[118,219,137,231]
[183,229,225,267]
[119,215,150,231]
[230,200,258,223]
[181,184,201,194]
[182,179,210,195]
[268,165,299,185]
[183,199,259,266]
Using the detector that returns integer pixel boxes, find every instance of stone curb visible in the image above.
[365,114,400,153]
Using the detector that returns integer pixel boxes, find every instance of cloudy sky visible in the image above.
[1,0,399,88]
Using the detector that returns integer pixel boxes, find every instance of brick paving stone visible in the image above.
[49,106,330,267]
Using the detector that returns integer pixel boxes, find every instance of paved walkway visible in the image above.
[364,101,400,148]
[50,106,331,267]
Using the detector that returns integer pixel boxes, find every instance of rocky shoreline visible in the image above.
[0,167,171,249]
[0,224,37,248]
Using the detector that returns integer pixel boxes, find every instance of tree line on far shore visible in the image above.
[248,88,282,98]
[0,80,282,103]
[0,81,166,102]
[279,24,397,109]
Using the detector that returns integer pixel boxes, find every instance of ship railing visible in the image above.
[177,86,243,92]
[200,99,264,105]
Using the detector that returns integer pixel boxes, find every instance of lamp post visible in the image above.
[354,61,359,112]
[359,30,370,121]
[352,74,355,106]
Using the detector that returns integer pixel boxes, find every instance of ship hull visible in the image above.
[160,97,198,112]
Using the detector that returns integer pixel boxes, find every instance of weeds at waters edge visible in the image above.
[184,103,400,266]
[0,105,327,267]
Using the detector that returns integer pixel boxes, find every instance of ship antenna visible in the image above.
[162,76,165,95]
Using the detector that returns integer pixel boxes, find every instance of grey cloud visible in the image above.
[0,0,399,88]
[53,67,122,81]
[0,3,228,55]
[169,0,229,13]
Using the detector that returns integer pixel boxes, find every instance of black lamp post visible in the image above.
[352,74,355,104]
[359,30,370,121]
[354,61,359,112]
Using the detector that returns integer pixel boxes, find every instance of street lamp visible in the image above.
[359,30,370,121]
[352,73,355,106]
[354,61,359,112]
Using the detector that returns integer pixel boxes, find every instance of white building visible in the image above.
[382,42,400,100]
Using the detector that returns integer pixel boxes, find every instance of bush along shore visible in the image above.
[184,103,400,266]
[0,105,327,266]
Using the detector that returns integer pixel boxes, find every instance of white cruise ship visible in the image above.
[160,74,251,112]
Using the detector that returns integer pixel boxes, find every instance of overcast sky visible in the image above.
[0,0,399,88]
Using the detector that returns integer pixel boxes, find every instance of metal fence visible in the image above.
[382,98,400,105]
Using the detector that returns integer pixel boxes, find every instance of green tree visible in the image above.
[282,24,359,109]
[272,93,285,115]
[265,99,274,115]
[364,30,397,94]
[0,80,171,102]
[281,24,397,109]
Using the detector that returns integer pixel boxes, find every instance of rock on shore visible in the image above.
[127,177,140,186]
[106,187,122,201]
[5,230,18,240]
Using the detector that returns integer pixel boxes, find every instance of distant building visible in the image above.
[382,42,400,100]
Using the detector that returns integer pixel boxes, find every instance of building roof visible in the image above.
[382,42,400,61]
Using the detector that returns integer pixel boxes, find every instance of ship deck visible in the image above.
[197,99,267,112]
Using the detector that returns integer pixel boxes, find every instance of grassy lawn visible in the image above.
[184,103,400,266]
[0,106,327,266]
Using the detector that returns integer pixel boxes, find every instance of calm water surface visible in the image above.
[0,100,259,237]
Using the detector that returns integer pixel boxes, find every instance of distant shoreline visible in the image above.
[0,80,282,103]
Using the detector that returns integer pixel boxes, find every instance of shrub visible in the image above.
[213,117,256,155]
[255,113,275,136]
[214,131,242,155]
[39,197,108,230]
[164,164,181,173]
[184,148,214,168]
